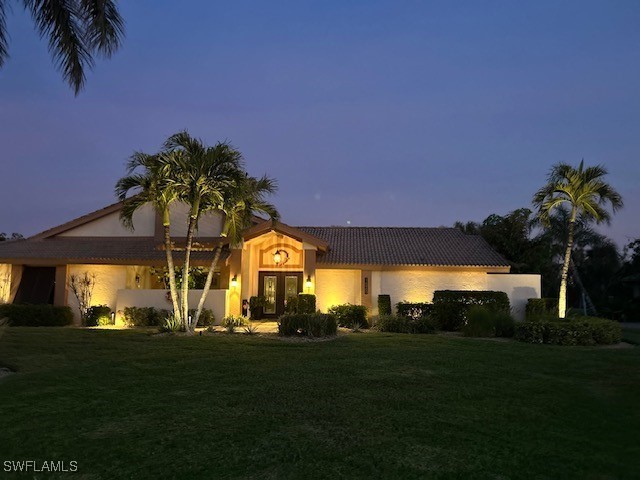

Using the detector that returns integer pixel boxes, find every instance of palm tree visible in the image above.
[0,0,124,94]
[193,174,279,327]
[533,160,623,318]
[115,152,182,324]
[162,132,245,332]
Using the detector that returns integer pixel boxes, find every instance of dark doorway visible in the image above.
[14,267,56,304]
[258,271,303,318]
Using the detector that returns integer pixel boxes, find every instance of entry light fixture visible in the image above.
[305,275,312,289]
[273,249,289,266]
[231,275,238,288]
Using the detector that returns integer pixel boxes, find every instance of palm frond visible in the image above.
[0,1,8,67]
[25,0,93,94]
[79,0,124,57]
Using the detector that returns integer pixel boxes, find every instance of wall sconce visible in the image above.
[231,275,238,288]
[110,312,116,324]
[273,249,289,266]
[305,275,312,289]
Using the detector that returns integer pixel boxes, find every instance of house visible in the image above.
[0,201,541,324]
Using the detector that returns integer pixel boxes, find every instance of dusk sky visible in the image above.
[1,1,638,245]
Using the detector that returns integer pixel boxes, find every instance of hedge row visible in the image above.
[0,304,74,326]
[376,315,436,334]
[396,302,432,320]
[432,290,510,331]
[278,313,337,337]
[515,317,621,346]
[123,307,214,327]
[463,307,515,338]
[525,298,559,320]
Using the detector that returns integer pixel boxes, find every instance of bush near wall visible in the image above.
[249,296,265,320]
[463,307,515,338]
[297,294,316,314]
[396,302,432,320]
[0,304,74,326]
[376,314,436,334]
[432,291,510,331]
[378,295,392,315]
[86,305,113,326]
[515,316,621,346]
[526,298,559,320]
[278,313,337,337]
[328,304,368,328]
[122,307,213,327]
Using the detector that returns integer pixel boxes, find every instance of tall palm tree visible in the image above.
[533,160,623,318]
[0,0,124,94]
[193,174,279,327]
[115,152,182,324]
[163,132,245,331]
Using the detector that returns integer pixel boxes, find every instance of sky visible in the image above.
[0,1,638,246]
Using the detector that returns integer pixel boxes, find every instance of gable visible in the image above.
[59,204,156,237]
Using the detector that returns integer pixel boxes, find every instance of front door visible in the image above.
[258,271,303,318]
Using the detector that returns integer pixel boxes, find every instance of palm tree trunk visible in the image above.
[162,217,181,324]
[182,213,198,333]
[559,208,577,318]
[194,240,224,327]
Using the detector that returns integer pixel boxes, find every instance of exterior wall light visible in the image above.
[231,275,238,288]
[273,249,289,266]
[305,275,312,289]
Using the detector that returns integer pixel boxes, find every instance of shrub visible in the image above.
[327,304,368,328]
[515,317,621,346]
[526,298,559,320]
[249,296,265,320]
[221,315,248,333]
[494,311,516,338]
[396,302,432,320]
[0,304,74,326]
[86,305,112,327]
[243,324,258,335]
[278,313,337,337]
[376,314,435,334]
[463,307,495,337]
[160,314,183,333]
[432,290,510,331]
[193,308,215,327]
[284,295,298,314]
[378,295,392,315]
[297,294,316,314]
[123,307,168,327]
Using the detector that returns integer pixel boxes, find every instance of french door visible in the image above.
[258,271,303,318]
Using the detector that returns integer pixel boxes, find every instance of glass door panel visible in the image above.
[264,276,277,314]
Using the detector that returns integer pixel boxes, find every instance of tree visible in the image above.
[193,173,279,327]
[0,0,124,94]
[161,132,245,331]
[115,151,183,325]
[533,160,623,318]
[68,271,96,325]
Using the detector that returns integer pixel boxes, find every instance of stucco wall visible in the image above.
[315,269,361,312]
[373,270,488,314]
[115,289,228,326]
[0,263,11,303]
[60,204,156,237]
[487,274,541,320]
[67,265,128,324]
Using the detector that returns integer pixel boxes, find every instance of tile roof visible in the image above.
[296,227,509,267]
[0,237,227,264]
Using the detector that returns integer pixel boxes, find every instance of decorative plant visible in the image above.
[68,272,97,326]
[0,273,10,304]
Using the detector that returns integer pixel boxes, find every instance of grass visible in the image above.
[0,328,639,479]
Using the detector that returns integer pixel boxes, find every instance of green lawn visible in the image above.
[0,328,639,479]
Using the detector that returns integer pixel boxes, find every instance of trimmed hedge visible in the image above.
[123,307,213,327]
[278,313,337,337]
[297,294,316,314]
[526,298,559,320]
[376,314,436,334]
[328,304,368,328]
[86,305,113,326]
[463,307,515,338]
[378,295,392,315]
[396,302,432,320]
[249,296,265,320]
[432,290,510,331]
[515,317,621,346]
[0,304,74,326]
